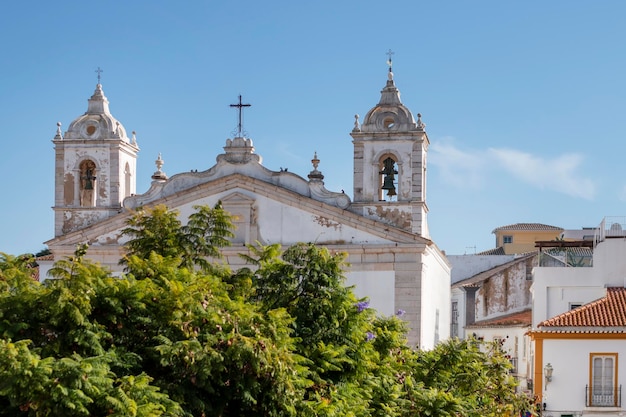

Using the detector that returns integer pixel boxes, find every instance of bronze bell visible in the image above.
[381,175,395,190]
[381,175,396,196]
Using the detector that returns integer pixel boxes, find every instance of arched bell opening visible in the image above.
[79,159,97,207]
[379,155,398,202]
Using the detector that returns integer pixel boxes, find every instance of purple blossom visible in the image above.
[366,331,376,341]
[396,309,405,317]
[355,301,370,312]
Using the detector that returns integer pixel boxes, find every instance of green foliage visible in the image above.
[120,202,235,273]
[0,205,535,416]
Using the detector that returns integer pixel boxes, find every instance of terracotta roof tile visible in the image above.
[492,223,563,233]
[467,309,532,328]
[477,247,506,255]
[539,287,626,327]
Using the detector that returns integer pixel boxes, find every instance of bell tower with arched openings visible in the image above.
[52,76,139,237]
[350,58,429,237]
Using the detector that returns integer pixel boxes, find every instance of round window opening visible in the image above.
[86,125,97,136]
[384,118,395,129]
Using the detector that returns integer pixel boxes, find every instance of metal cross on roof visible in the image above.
[230,95,251,137]
[386,49,394,70]
[95,67,103,84]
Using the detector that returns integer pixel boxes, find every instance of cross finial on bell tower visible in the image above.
[386,49,394,72]
[95,67,103,84]
[230,95,251,138]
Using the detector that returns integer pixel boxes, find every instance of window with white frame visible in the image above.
[590,353,618,407]
[503,235,513,244]
[450,301,458,337]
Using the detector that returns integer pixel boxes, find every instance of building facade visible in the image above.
[530,218,626,416]
[450,253,536,393]
[493,223,563,255]
[41,67,451,349]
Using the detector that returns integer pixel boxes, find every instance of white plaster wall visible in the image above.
[118,149,137,199]
[532,267,605,326]
[177,190,394,245]
[448,255,515,284]
[533,239,626,326]
[345,270,395,316]
[37,261,53,282]
[591,238,626,288]
[420,246,451,349]
[545,286,606,323]
[542,338,626,415]
[475,263,531,322]
[64,146,113,205]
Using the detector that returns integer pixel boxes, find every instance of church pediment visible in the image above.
[46,173,428,250]
[124,156,350,211]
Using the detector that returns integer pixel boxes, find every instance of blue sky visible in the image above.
[1,1,625,256]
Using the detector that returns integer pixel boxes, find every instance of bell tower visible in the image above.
[350,59,429,237]
[52,79,139,236]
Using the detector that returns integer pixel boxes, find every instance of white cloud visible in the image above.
[430,139,595,200]
[488,148,595,200]
[429,138,487,188]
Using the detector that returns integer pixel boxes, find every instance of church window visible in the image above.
[79,160,97,207]
[383,117,395,129]
[86,125,96,136]
[124,162,132,198]
[379,156,398,201]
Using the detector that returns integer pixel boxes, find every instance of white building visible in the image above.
[530,218,626,416]
[41,66,451,349]
[450,253,535,393]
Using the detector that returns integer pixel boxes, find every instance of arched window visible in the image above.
[379,155,398,201]
[124,162,132,198]
[79,160,97,207]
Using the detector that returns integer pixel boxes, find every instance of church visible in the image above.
[40,65,451,349]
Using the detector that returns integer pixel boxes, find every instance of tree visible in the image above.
[120,203,235,273]
[243,242,535,416]
[0,204,535,416]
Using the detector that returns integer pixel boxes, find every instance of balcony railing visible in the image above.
[586,385,622,407]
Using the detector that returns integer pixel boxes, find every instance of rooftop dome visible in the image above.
[62,84,130,142]
[358,70,424,133]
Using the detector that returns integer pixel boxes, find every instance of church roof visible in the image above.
[538,287,626,329]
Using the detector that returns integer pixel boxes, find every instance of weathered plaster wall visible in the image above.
[475,261,531,321]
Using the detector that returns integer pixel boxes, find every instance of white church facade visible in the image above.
[41,66,451,349]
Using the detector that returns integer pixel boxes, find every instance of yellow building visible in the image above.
[492,223,563,255]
